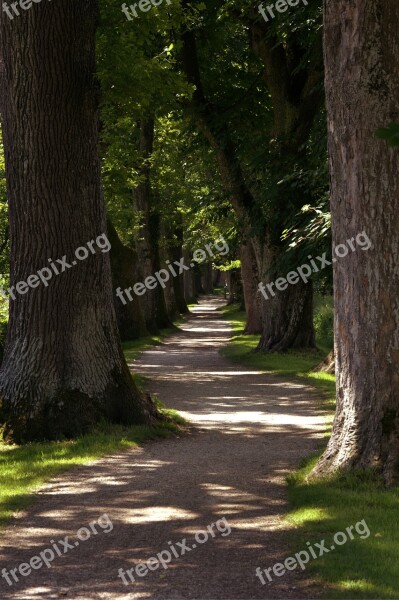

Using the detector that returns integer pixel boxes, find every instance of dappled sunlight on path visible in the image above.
[0,296,325,599]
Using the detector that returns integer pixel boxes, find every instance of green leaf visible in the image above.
[375,123,399,147]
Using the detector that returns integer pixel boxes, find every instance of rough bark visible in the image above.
[171,260,189,314]
[256,279,315,352]
[240,241,262,334]
[162,270,179,322]
[0,0,157,443]
[313,0,399,484]
[313,350,335,375]
[107,219,147,341]
[252,239,315,352]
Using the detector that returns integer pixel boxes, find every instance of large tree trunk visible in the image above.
[240,240,262,334]
[0,0,157,443]
[107,219,147,341]
[253,240,315,352]
[257,280,315,352]
[313,0,399,484]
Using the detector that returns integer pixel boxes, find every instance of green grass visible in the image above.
[219,303,335,410]
[0,328,186,532]
[213,286,227,297]
[221,303,399,599]
[287,461,399,598]
[0,420,180,531]
[314,293,334,351]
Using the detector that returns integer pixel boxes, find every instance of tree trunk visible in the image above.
[107,219,147,341]
[148,208,172,329]
[227,270,238,305]
[247,17,322,352]
[183,249,196,304]
[257,280,315,352]
[252,239,315,352]
[240,241,262,334]
[0,0,157,443]
[213,268,221,288]
[313,350,335,375]
[194,265,204,296]
[134,118,161,334]
[202,263,214,294]
[167,221,189,314]
[313,0,399,484]
[161,268,179,322]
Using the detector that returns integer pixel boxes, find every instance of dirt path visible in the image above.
[0,296,326,599]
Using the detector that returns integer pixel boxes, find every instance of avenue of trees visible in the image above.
[0,0,398,481]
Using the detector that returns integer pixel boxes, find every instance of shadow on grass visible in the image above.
[219,304,335,412]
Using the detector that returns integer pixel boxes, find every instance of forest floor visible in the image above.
[0,296,327,599]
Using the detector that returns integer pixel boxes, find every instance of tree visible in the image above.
[107,218,147,341]
[0,0,157,442]
[134,118,171,332]
[313,0,399,484]
[180,0,324,350]
[180,15,264,333]
[97,0,191,328]
[240,240,262,334]
[245,3,324,351]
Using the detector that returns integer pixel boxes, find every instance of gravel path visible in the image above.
[0,296,325,599]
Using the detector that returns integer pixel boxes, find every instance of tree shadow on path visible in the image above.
[0,296,327,600]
